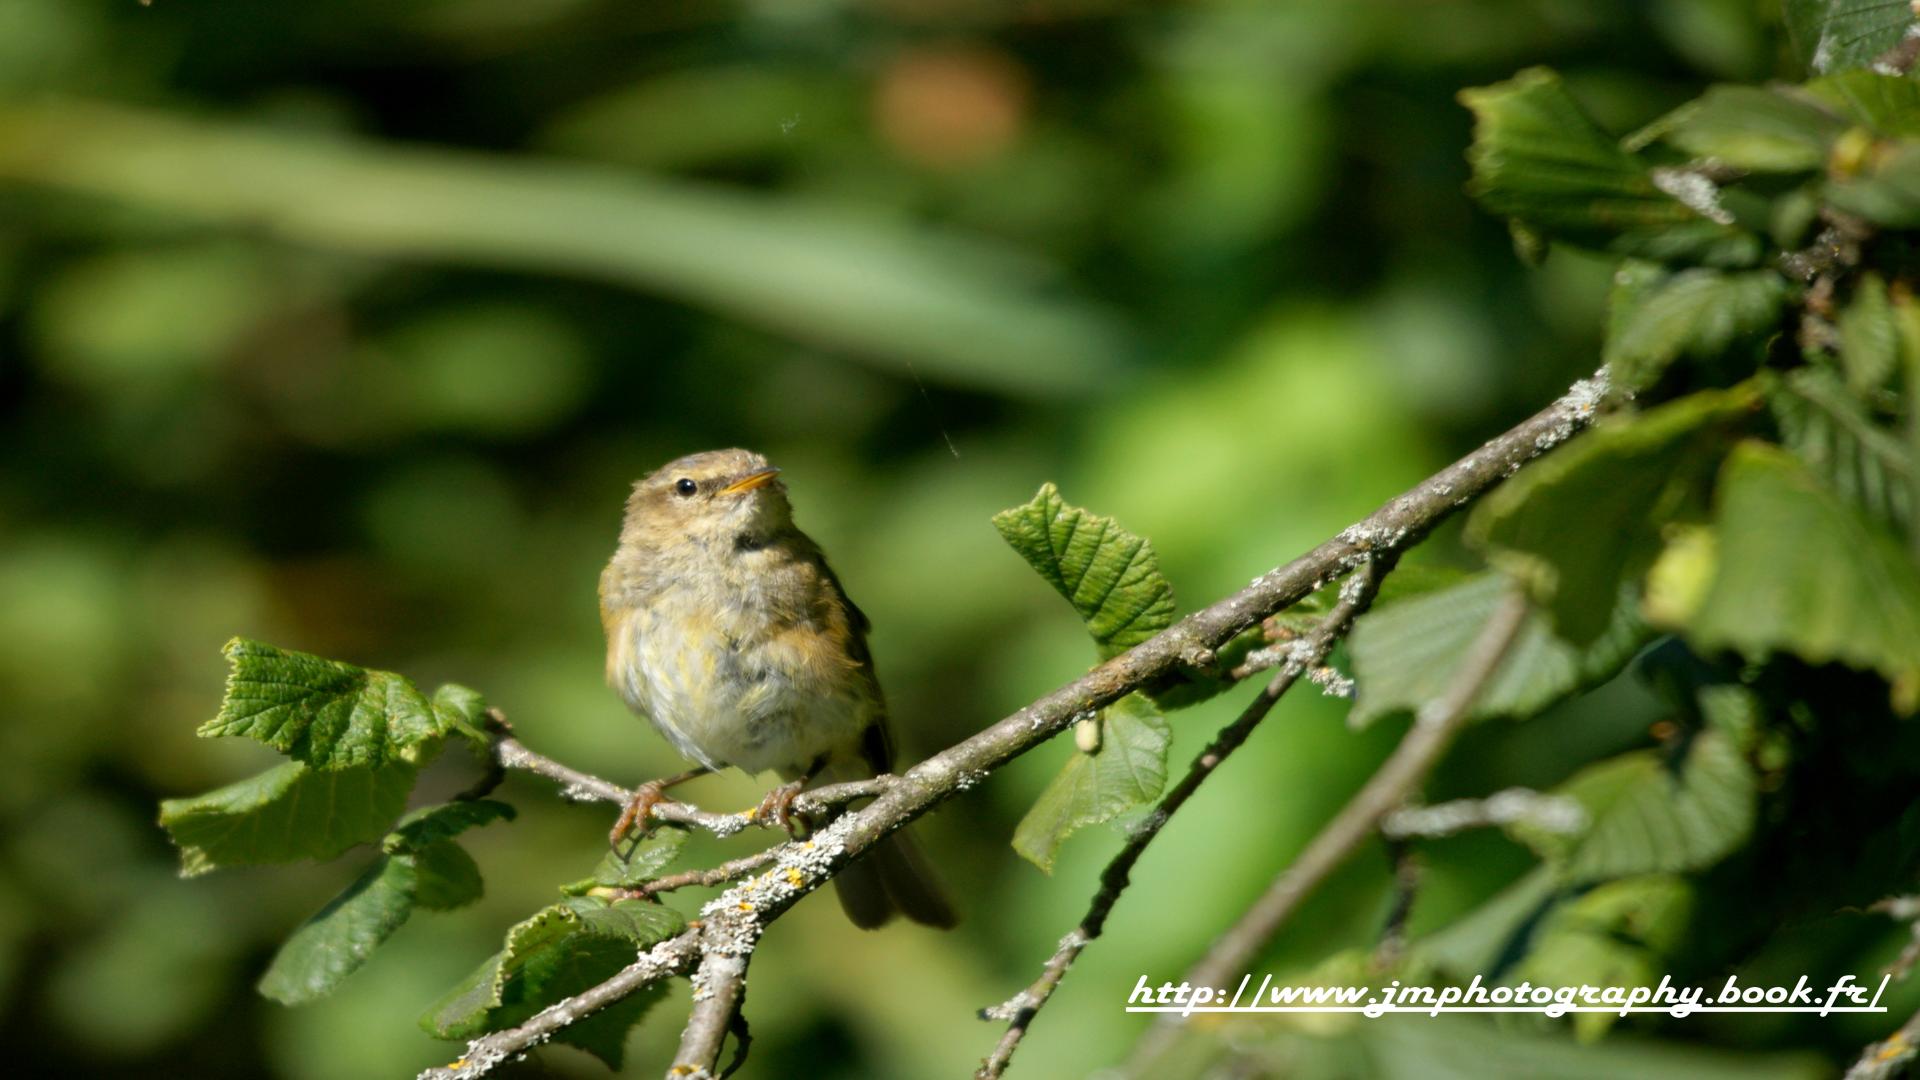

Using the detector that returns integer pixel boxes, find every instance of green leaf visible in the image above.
[1785,0,1916,75]
[1511,876,1693,1041]
[1686,442,1920,710]
[258,857,417,1005]
[1469,384,1761,644]
[1512,731,1756,883]
[1828,140,1920,225]
[992,483,1177,659]
[255,799,513,1002]
[1773,366,1913,529]
[423,896,683,1068]
[385,799,516,854]
[430,683,491,744]
[159,760,415,877]
[1646,84,1846,173]
[1603,269,1789,393]
[410,841,485,912]
[197,639,452,770]
[1840,272,1899,393]
[1805,70,1920,137]
[1347,572,1650,729]
[577,828,691,891]
[1011,694,1169,873]
[1459,67,1756,265]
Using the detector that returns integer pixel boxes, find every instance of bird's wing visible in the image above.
[804,544,896,775]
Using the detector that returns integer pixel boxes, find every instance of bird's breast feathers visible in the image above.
[606,578,873,775]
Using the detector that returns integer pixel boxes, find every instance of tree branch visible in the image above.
[974,556,1392,1079]
[417,371,1606,1080]
[1125,587,1533,1073]
[674,951,751,1078]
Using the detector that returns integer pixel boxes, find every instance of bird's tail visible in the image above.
[809,748,958,930]
[833,822,958,929]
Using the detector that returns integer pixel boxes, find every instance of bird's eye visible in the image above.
[674,478,698,497]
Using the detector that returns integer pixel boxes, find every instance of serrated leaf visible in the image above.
[992,483,1176,659]
[1603,269,1789,392]
[1512,731,1756,882]
[1647,84,1846,172]
[1460,67,1757,265]
[1785,0,1916,75]
[159,760,415,877]
[197,639,453,769]
[1348,572,1650,729]
[1011,694,1169,872]
[258,856,417,1005]
[423,896,683,1068]
[1469,385,1760,644]
[1772,365,1913,529]
[1686,442,1920,709]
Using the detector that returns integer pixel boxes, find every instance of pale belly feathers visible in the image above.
[610,585,872,776]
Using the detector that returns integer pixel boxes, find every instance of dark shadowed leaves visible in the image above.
[1347,572,1649,729]
[1469,385,1760,644]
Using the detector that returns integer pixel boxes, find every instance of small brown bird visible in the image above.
[598,448,956,929]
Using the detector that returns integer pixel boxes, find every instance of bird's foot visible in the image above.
[753,780,809,837]
[609,781,668,848]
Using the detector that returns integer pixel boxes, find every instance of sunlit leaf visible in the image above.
[1828,140,1920,225]
[1011,694,1169,873]
[992,483,1177,659]
[197,639,453,769]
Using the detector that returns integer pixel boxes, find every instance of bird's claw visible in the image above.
[610,782,666,848]
[754,781,808,837]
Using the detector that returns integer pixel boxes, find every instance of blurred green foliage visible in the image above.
[2,0,1899,1078]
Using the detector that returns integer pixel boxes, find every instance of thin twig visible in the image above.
[414,373,1607,1080]
[974,557,1391,1079]
[492,732,889,834]
[1125,588,1532,1073]
[626,850,780,898]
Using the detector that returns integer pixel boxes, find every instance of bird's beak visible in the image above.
[719,467,781,495]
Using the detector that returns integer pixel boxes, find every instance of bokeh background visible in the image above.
[0,1,1882,1077]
